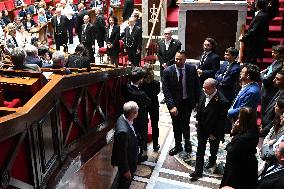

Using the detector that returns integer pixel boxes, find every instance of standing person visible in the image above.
[157,28,181,103]
[197,37,221,85]
[81,15,96,62]
[60,0,75,44]
[140,64,161,152]
[125,67,151,162]
[105,16,120,67]
[228,63,261,120]
[215,47,241,103]
[111,101,139,189]
[190,78,229,181]
[220,107,259,189]
[94,7,106,48]
[51,8,68,51]
[256,140,284,189]
[260,45,284,118]
[162,50,200,156]
[123,17,142,67]
[122,0,134,22]
[239,0,279,64]
[76,3,88,43]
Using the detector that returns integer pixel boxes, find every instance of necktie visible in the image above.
[200,52,208,66]
[179,69,183,99]
[12,37,18,47]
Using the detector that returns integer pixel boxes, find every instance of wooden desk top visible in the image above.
[0,77,39,86]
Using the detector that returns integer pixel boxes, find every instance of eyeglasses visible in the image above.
[164,33,171,35]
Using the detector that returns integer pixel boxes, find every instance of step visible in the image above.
[246,16,283,25]
[245,25,282,32]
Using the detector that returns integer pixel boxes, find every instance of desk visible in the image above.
[29,22,51,44]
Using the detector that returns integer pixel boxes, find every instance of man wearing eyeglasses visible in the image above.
[157,28,181,103]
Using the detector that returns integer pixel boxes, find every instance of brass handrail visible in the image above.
[146,0,163,49]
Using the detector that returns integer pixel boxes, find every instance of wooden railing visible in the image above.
[0,67,131,188]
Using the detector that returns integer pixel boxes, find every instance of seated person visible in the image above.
[23,14,37,32]
[5,24,20,54]
[16,25,31,48]
[0,12,6,28]
[18,4,32,20]
[46,51,71,75]
[25,44,42,67]
[2,10,11,26]
[38,46,53,67]
[8,47,41,71]
[66,44,90,69]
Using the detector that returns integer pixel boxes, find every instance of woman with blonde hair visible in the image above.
[140,63,161,151]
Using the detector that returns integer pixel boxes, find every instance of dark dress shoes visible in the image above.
[204,161,216,169]
[184,143,192,154]
[138,155,148,163]
[153,144,160,152]
[190,171,202,181]
[169,146,183,156]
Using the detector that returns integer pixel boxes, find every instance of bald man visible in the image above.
[191,78,229,181]
[81,15,95,62]
[51,8,68,50]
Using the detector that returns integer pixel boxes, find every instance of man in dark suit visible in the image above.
[157,28,182,81]
[240,0,279,64]
[261,45,284,117]
[111,101,139,189]
[163,50,200,156]
[76,3,88,43]
[228,63,261,120]
[123,17,142,67]
[261,70,284,137]
[122,0,134,22]
[256,140,284,189]
[215,47,241,103]
[51,8,69,51]
[94,7,106,48]
[197,37,221,85]
[125,67,151,162]
[190,78,230,181]
[81,15,96,62]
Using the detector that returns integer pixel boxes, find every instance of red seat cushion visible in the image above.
[4,99,21,108]
[4,0,15,11]
[98,47,107,54]
[0,2,6,12]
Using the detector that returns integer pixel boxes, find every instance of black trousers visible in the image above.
[170,99,192,147]
[83,43,95,63]
[127,47,140,67]
[118,169,133,189]
[66,18,73,44]
[195,132,220,173]
[133,115,148,154]
[149,104,159,145]
[54,33,67,51]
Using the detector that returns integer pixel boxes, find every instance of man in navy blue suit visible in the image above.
[111,101,139,189]
[215,47,241,103]
[228,63,261,120]
[162,50,200,156]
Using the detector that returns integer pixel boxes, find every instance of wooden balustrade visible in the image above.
[0,67,131,189]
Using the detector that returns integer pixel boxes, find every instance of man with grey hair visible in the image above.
[47,51,71,74]
[190,78,229,181]
[9,47,40,71]
[51,7,68,50]
[25,44,42,67]
[111,101,139,188]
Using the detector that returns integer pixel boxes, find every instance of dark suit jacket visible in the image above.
[157,38,181,67]
[51,15,68,35]
[241,10,270,60]
[76,9,88,41]
[196,90,230,140]
[81,23,96,46]
[198,52,220,84]
[94,13,106,39]
[105,25,120,56]
[162,63,200,110]
[256,166,284,189]
[228,82,260,119]
[23,19,37,32]
[123,25,142,51]
[215,61,240,102]
[67,54,90,69]
[111,115,138,173]
[122,0,134,21]
[261,60,283,100]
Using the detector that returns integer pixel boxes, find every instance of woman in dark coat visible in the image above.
[105,16,120,67]
[220,107,259,189]
[140,63,160,151]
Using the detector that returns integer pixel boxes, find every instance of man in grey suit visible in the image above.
[111,101,139,189]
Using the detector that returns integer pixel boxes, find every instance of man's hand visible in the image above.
[170,107,178,116]
[197,69,203,77]
[162,63,167,68]
[123,170,132,180]
[136,49,140,54]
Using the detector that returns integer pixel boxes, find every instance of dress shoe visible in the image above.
[138,155,148,163]
[169,146,183,156]
[153,144,160,152]
[204,161,216,169]
[190,171,202,181]
[184,144,192,154]
[160,98,166,104]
